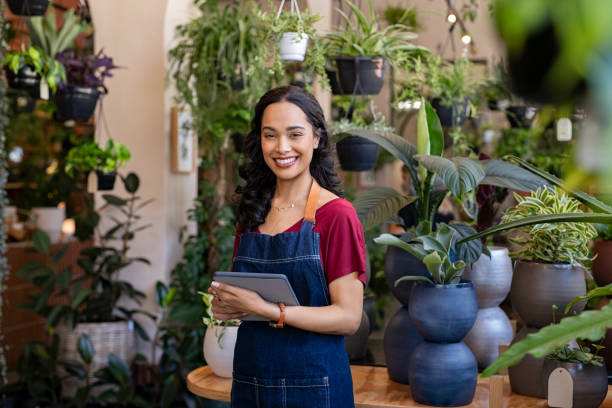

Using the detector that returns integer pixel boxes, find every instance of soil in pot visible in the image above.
[430,98,469,127]
[336,135,379,171]
[335,57,387,95]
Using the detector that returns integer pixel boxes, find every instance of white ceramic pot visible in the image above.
[31,206,65,242]
[203,325,238,378]
[279,32,308,62]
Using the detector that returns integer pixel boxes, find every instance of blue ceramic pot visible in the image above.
[383,307,424,384]
[384,242,431,306]
[409,281,478,342]
[408,341,478,407]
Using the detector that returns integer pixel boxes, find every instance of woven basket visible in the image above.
[56,321,135,397]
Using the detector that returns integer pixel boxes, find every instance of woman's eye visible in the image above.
[264,134,276,139]
[290,133,302,138]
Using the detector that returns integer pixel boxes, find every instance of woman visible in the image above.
[209,86,366,407]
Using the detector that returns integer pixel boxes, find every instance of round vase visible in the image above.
[383,307,423,384]
[511,261,586,328]
[592,239,612,287]
[384,242,431,306]
[30,207,66,242]
[408,341,478,407]
[345,311,370,361]
[203,326,238,378]
[463,307,514,369]
[279,32,308,62]
[463,247,513,308]
[542,359,608,408]
[508,327,546,398]
[409,281,478,342]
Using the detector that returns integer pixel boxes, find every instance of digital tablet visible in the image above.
[213,272,300,321]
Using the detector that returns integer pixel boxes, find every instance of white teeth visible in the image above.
[275,157,296,165]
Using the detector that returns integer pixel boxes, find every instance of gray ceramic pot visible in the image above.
[511,261,586,328]
[383,307,424,384]
[542,359,608,408]
[463,306,513,369]
[463,247,513,308]
[345,311,370,361]
[508,327,546,397]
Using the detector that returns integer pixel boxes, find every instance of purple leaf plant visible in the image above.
[56,49,118,92]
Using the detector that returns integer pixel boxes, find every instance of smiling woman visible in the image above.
[208,86,367,408]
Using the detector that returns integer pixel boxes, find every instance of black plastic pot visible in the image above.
[56,86,101,122]
[325,69,344,95]
[5,66,41,98]
[96,171,117,191]
[430,98,469,127]
[6,0,49,15]
[336,135,379,171]
[383,307,423,384]
[542,359,608,408]
[505,105,538,128]
[335,57,387,95]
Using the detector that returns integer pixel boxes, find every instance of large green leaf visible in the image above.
[107,354,131,385]
[481,160,548,192]
[77,334,94,364]
[507,155,612,214]
[33,230,51,254]
[449,222,482,266]
[415,155,485,197]
[417,99,430,156]
[458,213,612,244]
[425,101,443,156]
[481,302,612,378]
[373,233,428,259]
[345,129,418,170]
[353,187,417,231]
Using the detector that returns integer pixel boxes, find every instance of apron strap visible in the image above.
[304,179,320,223]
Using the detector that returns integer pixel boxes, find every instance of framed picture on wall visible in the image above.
[171,106,196,174]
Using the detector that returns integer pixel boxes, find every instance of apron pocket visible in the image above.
[232,374,260,408]
[282,376,330,408]
[232,375,330,408]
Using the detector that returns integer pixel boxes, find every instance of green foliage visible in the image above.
[384,6,420,31]
[326,0,418,62]
[480,60,514,103]
[376,223,467,284]
[547,344,604,367]
[327,104,394,142]
[27,6,88,58]
[2,45,65,92]
[503,187,597,264]
[18,174,154,330]
[65,138,131,176]
[596,223,612,241]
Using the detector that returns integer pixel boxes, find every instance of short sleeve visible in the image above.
[317,200,367,286]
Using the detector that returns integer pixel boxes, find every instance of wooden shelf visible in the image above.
[187,365,612,408]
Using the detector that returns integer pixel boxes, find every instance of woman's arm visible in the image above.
[209,272,364,336]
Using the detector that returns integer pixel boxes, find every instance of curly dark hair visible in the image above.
[235,86,343,229]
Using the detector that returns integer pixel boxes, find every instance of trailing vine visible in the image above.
[0,1,10,385]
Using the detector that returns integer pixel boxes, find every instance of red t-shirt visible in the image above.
[232,198,367,286]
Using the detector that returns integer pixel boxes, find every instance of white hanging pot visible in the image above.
[203,325,238,378]
[279,32,308,62]
[31,206,66,242]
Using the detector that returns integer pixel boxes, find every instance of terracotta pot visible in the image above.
[510,260,586,328]
[592,239,612,286]
[542,359,608,408]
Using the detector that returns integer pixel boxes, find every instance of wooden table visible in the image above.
[187,365,612,407]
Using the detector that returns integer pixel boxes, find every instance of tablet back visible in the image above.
[214,272,300,321]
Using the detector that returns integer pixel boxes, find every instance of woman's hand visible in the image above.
[207,281,269,321]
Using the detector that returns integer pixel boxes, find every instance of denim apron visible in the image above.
[230,180,354,408]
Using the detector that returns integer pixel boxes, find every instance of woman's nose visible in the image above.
[276,135,291,153]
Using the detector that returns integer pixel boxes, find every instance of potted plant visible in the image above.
[375,224,478,406]
[17,173,154,396]
[480,60,513,111]
[54,49,117,121]
[505,104,538,129]
[325,0,418,95]
[65,139,131,190]
[328,105,393,171]
[6,0,49,16]
[198,292,240,378]
[3,45,65,98]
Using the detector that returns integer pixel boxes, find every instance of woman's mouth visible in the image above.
[274,157,297,168]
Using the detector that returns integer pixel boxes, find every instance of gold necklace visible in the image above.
[271,201,296,212]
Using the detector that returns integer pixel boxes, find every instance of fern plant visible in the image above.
[502,186,597,265]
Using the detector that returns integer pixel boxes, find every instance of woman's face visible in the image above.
[260,101,320,182]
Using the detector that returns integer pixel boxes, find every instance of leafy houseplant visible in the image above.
[65,139,131,190]
[27,6,88,59]
[3,45,65,95]
[325,0,418,95]
[54,49,117,121]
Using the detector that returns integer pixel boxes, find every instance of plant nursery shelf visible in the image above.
[187,365,612,407]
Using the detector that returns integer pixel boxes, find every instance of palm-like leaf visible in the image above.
[354,188,417,231]
[415,155,485,197]
[481,160,548,192]
[481,301,612,378]
[458,213,612,244]
[345,129,418,171]
[373,233,428,259]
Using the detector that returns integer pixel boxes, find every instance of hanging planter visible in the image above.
[336,135,379,171]
[505,105,537,128]
[279,32,308,62]
[325,69,345,95]
[335,57,387,95]
[431,98,469,127]
[6,0,49,16]
[96,171,117,191]
[55,85,101,122]
[5,66,41,96]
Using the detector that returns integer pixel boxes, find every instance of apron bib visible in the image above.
[230,180,354,408]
